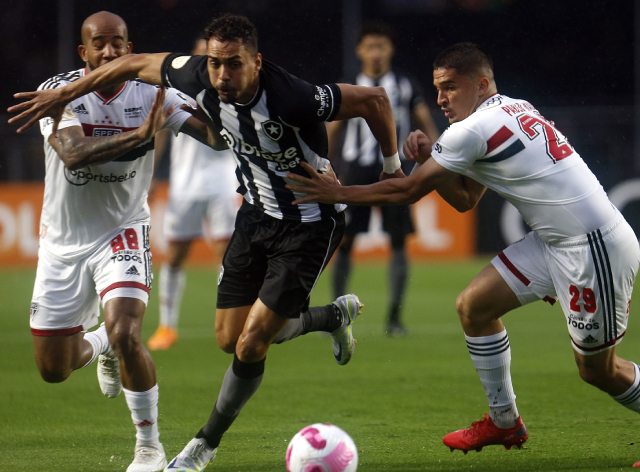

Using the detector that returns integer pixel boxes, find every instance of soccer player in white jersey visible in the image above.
[22,11,216,472]
[147,39,239,351]
[286,42,640,464]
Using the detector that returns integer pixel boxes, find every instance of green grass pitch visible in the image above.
[2,259,640,471]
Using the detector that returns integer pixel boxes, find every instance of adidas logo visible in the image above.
[72,103,89,114]
[582,334,598,344]
[135,419,155,427]
[125,265,140,276]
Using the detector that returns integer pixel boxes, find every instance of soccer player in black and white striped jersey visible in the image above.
[327,21,440,337]
[9,14,402,471]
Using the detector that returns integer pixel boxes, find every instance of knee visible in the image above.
[216,331,237,354]
[37,364,71,383]
[235,335,269,363]
[455,290,474,323]
[108,320,142,359]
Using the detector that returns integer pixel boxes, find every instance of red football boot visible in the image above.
[443,413,528,453]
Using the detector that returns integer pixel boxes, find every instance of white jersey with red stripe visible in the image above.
[37,68,190,261]
[430,94,616,244]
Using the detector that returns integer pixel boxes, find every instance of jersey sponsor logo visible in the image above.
[72,103,89,115]
[93,128,122,137]
[171,56,191,69]
[124,106,143,119]
[125,265,140,275]
[64,167,137,186]
[314,85,330,116]
[582,334,598,344]
[261,120,283,141]
[220,128,301,171]
[111,249,143,264]
[568,313,600,331]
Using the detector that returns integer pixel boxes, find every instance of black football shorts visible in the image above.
[217,201,345,318]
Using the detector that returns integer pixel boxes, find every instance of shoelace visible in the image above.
[99,356,118,375]
[462,414,490,438]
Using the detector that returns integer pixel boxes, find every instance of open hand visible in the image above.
[136,87,174,141]
[286,162,341,205]
[8,88,67,134]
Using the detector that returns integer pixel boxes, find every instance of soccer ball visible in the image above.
[286,423,358,472]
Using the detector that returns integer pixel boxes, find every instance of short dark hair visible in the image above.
[357,20,395,45]
[203,13,258,53]
[433,42,493,79]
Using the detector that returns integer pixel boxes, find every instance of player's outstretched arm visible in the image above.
[50,87,172,170]
[8,53,170,134]
[286,158,458,206]
[177,106,229,151]
[436,175,487,212]
[333,84,401,176]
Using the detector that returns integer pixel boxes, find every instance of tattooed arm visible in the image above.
[49,87,171,170]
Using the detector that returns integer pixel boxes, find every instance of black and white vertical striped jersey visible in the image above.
[161,54,347,223]
[342,70,425,166]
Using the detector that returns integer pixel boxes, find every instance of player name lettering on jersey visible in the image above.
[500,101,536,116]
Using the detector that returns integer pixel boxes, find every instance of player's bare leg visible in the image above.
[104,297,166,472]
[444,263,528,453]
[33,327,110,383]
[575,346,640,467]
[166,300,287,471]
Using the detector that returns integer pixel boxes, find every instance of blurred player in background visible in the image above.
[288,42,640,465]
[23,11,214,472]
[147,38,238,351]
[328,21,439,336]
[8,14,404,471]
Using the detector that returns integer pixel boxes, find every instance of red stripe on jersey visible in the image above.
[100,282,150,299]
[486,126,514,154]
[31,326,83,337]
[542,296,556,305]
[95,82,127,104]
[498,252,531,286]
[571,330,625,352]
[81,123,138,137]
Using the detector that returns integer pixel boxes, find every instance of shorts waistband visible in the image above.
[553,211,624,248]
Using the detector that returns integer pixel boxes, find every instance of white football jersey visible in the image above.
[38,68,190,260]
[167,98,237,201]
[431,94,616,244]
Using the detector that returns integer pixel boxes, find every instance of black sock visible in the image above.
[301,304,343,334]
[196,355,265,449]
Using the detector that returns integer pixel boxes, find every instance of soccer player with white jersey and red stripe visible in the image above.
[287,42,640,464]
[22,11,216,472]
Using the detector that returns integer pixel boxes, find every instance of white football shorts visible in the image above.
[492,211,639,355]
[163,194,238,242]
[30,224,153,336]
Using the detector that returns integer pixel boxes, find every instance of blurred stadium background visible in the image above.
[3,1,640,470]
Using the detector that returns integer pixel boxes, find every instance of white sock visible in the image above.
[159,265,186,329]
[124,385,160,442]
[466,329,519,428]
[81,324,110,368]
[612,363,640,413]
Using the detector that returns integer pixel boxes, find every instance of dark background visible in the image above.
[2,0,633,109]
[1,0,637,252]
